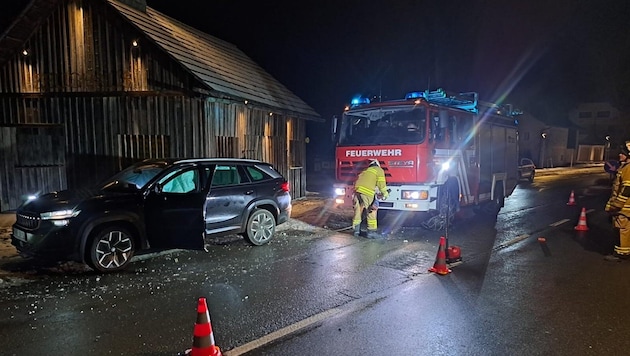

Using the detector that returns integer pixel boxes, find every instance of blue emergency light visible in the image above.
[350,96,370,107]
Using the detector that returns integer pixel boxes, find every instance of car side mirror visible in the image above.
[153,182,163,194]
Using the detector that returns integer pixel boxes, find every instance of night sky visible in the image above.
[147,0,630,124]
[2,0,630,126]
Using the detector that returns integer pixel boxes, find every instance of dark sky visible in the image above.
[3,0,630,124]
[146,0,630,123]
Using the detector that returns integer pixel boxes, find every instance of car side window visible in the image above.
[245,165,271,182]
[211,165,241,187]
[160,169,198,194]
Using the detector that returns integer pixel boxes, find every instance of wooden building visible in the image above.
[0,0,321,211]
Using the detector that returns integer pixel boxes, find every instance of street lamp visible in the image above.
[540,131,547,168]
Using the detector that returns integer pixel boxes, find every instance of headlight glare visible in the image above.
[402,190,428,200]
[41,209,81,220]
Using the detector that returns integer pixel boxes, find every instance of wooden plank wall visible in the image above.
[0,0,309,210]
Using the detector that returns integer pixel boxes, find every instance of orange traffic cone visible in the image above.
[574,207,589,231]
[429,236,451,275]
[186,297,222,356]
[566,190,576,206]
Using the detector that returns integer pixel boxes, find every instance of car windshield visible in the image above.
[98,162,168,191]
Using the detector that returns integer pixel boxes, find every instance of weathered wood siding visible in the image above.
[0,0,307,210]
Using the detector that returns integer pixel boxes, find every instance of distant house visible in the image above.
[568,102,625,162]
[0,0,321,211]
[517,111,578,167]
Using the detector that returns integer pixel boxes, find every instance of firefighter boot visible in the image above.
[367,230,381,239]
[353,225,361,237]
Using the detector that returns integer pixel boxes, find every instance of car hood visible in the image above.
[19,188,137,213]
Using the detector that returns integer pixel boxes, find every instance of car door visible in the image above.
[204,164,256,236]
[144,165,206,249]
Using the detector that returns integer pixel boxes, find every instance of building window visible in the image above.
[578,112,592,118]
[597,111,610,118]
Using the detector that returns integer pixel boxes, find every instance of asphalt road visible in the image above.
[2,164,628,356]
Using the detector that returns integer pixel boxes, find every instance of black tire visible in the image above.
[422,181,458,230]
[244,209,276,246]
[488,185,505,216]
[86,226,135,273]
[473,184,504,217]
[528,171,535,182]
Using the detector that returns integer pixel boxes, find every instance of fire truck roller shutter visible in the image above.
[439,110,449,128]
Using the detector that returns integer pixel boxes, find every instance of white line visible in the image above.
[586,208,595,214]
[224,308,342,355]
[495,234,530,250]
[550,219,570,227]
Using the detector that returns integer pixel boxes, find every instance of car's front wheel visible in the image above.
[86,226,136,273]
[244,209,276,246]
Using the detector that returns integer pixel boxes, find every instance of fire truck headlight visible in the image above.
[441,161,450,171]
[334,187,346,196]
[402,190,428,200]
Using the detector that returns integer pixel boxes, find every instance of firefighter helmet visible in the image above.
[368,158,380,167]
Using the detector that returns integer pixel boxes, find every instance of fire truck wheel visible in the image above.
[488,185,505,215]
[473,184,504,217]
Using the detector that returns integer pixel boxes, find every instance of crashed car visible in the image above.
[11,158,291,272]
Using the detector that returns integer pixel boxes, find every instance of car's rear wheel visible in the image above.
[86,226,135,273]
[244,209,276,246]
[528,170,535,182]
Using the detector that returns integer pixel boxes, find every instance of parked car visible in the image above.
[11,158,291,272]
[518,158,536,182]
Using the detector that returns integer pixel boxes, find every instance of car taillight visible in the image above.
[280,181,290,192]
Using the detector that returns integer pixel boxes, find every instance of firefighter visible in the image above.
[605,142,630,259]
[352,158,389,238]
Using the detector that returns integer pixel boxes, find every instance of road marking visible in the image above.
[224,307,342,355]
[550,219,570,227]
[495,234,529,250]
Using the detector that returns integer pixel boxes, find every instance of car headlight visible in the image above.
[40,209,81,220]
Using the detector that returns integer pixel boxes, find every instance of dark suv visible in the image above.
[11,158,291,272]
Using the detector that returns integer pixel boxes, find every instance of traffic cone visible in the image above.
[574,207,589,231]
[566,190,576,206]
[186,297,222,356]
[429,236,451,275]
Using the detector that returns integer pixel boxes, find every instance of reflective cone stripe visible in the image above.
[429,236,451,275]
[567,190,576,206]
[190,298,222,356]
[574,207,589,231]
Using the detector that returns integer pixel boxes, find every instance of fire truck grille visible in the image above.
[338,160,391,179]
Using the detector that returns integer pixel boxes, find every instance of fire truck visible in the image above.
[332,88,520,230]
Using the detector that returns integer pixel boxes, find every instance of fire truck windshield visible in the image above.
[338,107,426,145]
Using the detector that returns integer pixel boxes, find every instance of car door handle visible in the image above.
[245,190,254,195]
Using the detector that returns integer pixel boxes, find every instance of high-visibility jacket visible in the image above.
[354,166,388,198]
[606,160,630,215]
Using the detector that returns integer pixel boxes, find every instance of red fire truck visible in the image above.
[332,88,520,229]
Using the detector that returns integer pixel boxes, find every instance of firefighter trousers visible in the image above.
[353,193,377,231]
[613,214,630,256]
